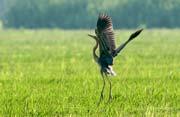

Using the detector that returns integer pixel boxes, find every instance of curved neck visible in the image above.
[93,38,99,63]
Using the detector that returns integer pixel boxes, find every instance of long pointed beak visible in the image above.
[88,34,94,38]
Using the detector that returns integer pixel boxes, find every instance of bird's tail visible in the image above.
[107,66,116,76]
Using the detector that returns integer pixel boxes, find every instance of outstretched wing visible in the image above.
[112,29,143,57]
[95,14,116,55]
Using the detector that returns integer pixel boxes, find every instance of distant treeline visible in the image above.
[2,0,180,29]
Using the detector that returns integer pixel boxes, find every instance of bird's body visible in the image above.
[88,14,143,105]
[95,14,116,76]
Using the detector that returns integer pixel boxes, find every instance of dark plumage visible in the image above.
[88,14,143,105]
[96,14,116,55]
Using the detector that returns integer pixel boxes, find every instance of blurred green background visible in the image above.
[0,0,180,29]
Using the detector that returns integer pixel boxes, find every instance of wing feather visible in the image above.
[96,14,116,55]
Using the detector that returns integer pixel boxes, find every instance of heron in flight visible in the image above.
[88,14,143,104]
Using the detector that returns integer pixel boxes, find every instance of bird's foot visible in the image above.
[107,95,113,104]
[101,93,104,99]
[97,99,102,106]
[97,94,104,106]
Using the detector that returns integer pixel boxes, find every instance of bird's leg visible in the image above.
[106,74,112,103]
[100,74,106,99]
[98,72,106,106]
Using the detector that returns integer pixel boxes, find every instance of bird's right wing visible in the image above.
[112,29,143,57]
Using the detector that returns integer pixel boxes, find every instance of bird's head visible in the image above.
[95,28,99,35]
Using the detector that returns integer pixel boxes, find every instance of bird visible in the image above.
[88,14,143,105]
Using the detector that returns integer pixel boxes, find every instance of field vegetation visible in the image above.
[0,29,180,116]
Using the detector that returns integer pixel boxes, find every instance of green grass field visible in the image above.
[0,29,180,116]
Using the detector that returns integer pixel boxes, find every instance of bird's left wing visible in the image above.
[96,14,116,55]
